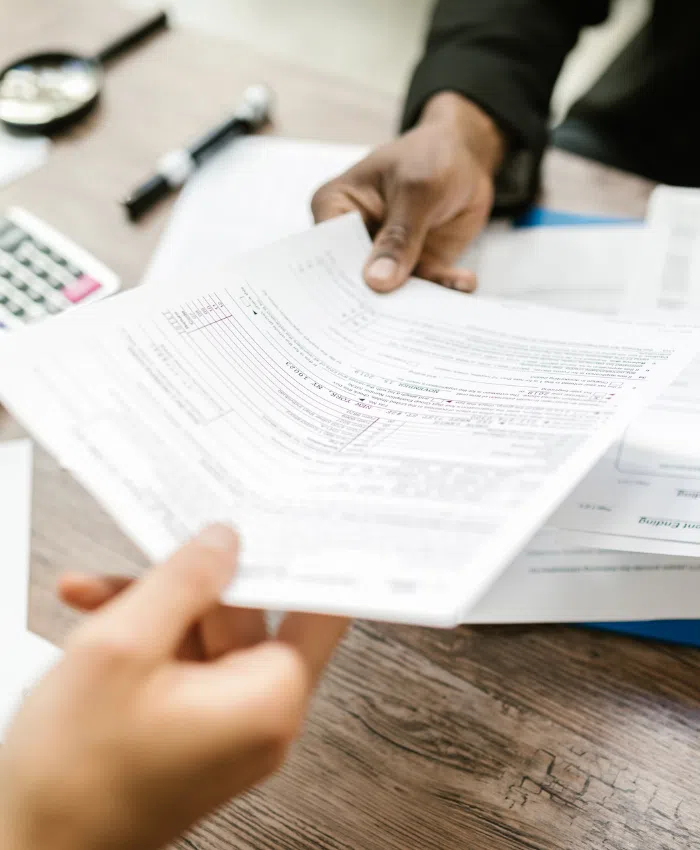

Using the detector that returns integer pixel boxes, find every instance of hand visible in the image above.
[0,525,348,850]
[312,92,506,294]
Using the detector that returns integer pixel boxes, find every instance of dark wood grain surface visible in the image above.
[2,3,696,850]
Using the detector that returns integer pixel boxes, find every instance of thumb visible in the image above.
[364,190,432,293]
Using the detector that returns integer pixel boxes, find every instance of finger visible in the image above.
[181,642,310,748]
[364,187,433,294]
[59,573,133,612]
[414,204,489,292]
[199,606,268,659]
[311,180,383,229]
[80,525,239,663]
[276,613,349,688]
[311,185,359,223]
[414,260,478,293]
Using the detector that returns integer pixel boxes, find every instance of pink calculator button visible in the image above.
[63,275,102,303]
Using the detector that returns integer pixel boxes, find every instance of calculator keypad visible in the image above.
[0,217,104,331]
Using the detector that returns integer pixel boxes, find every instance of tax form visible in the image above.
[0,216,696,625]
[466,529,700,623]
[144,135,644,320]
[551,187,700,556]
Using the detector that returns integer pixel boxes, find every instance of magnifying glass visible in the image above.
[0,10,169,134]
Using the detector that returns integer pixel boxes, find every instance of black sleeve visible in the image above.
[402,0,611,159]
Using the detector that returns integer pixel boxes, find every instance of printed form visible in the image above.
[0,216,696,625]
[552,187,700,557]
[469,529,700,623]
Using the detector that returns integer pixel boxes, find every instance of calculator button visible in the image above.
[64,275,101,303]
[45,302,62,315]
[25,303,45,320]
[49,252,66,266]
[47,291,69,309]
[30,279,53,297]
[0,228,24,252]
[58,270,78,286]
[27,289,45,303]
[11,277,28,292]
[8,303,25,318]
[0,267,9,279]
[11,263,31,280]
[47,276,65,290]
[0,294,8,305]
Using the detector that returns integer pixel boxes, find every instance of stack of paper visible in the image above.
[550,187,700,557]
[0,208,698,625]
[3,137,700,628]
[139,139,700,624]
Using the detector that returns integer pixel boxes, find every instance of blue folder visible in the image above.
[515,207,638,228]
[513,206,699,647]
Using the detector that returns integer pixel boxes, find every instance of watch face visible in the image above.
[494,148,538,212]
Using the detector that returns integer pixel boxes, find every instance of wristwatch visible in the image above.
[493,145,540,216]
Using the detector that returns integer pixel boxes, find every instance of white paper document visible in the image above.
[0,631,61,740]
[0,125,50,189]
[466,224,644,315]
[0,216,697,625]
[0,439,33,637]
[467,529,700,623]
[626,185,700,313]
[145,137,643,323]
[551,186,700,556]
[144,136,367,286]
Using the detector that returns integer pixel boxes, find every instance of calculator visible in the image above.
[0,207,120,332]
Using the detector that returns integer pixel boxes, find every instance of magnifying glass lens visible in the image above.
[0,57,101,127]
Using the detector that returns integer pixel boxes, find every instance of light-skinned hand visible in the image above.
[0,525,348,850]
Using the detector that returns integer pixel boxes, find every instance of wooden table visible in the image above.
[3,3,700,849]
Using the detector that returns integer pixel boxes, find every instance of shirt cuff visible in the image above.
[403,43,548,149]
[401,44,547,213]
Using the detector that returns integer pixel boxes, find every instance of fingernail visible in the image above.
[450,271,477,293]
[367,257,397,288]
[454,278,476,293]
[197,523,239,554]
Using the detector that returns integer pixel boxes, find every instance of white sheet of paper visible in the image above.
[550,186,700,556]
[0,631,61,740]
[0,126,50,188]
[625,185,700,313]
[0,216,697,626]
[145,136,644,322]
[466,528,700,623]
[466,224,645,315]
[0,440,32,638]
[144,136,368,286]
[0,440,60,739]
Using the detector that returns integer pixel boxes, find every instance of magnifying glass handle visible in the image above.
[94,10,169,65]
